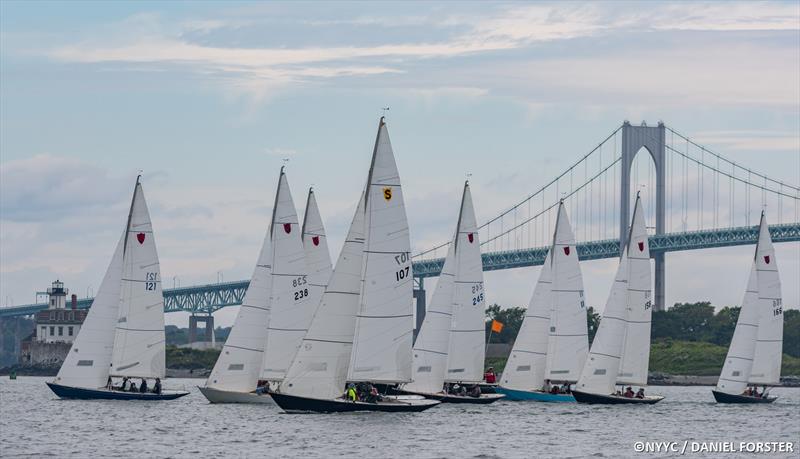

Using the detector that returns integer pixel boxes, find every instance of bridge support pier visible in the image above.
[620,121,667,311]
[188,314,214,344]
[412,278,426,344]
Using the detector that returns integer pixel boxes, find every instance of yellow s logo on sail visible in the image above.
[383,187,392,201]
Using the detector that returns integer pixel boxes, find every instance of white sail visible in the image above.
[205,225,273,392]
[445,183,486,383]
[544,202,588,383]
[54,234,125,389]
[349,118,414,384]
[111,180,166,379]
[302,188,333,312]
[404,243,456,394]
[576,246,630,395]
[617,197,652,386]
[500,251,552,391]
[261,169,312,382]
[716,264,759,394]
[749,213,783,386]
[280,193,366,399]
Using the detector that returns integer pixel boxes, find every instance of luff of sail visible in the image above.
[404,242,456,394]
[544,202,588,383]
[616,196,652,386]
[205,220,273,392]
[302,188,333,313]
[54,234,125,389]
[261,169,313,382]
[749,212,783,386]
[715,264,759,394]
[111,179,166,379]
[445,182,486,384]
[349,117,414,384]
[280,193,366,400]
[500,251,552,391]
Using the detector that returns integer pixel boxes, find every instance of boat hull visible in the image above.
[270,392,441,413]
[46,382,189,401]
[198,386,275,404]
[396,388,505,404]
[495,386,575,402]
[572,390,664,405]
[711,390,777,404]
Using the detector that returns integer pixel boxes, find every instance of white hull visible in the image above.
[198,386,276,405]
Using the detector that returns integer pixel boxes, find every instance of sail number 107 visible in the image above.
[394,252,410,282]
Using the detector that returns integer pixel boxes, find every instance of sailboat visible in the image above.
[572,194,663,404]
[47,177,189,400]
[496,201,588,402]
[270,117,440,413]
[399,182,504,404]
[712,212,782,404]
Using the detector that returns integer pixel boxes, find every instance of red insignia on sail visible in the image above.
[312,236,320,246]
[638,241,644,252]
[467,233,474,243]
[283,223,292,234]
[764,255,770,264]
[136,233,145,244]
[563,246,570,256]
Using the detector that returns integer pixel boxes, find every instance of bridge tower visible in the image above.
[620,121,666,311]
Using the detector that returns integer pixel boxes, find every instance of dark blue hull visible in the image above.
[46,382,189,401]
[712,390,777,404]
[270,392,441,413]
[572,390,664,404]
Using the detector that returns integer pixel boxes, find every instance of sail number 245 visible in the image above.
[394,252,410,282]
[145,272,158,291]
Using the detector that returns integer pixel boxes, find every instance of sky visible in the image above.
[1,1,798,328]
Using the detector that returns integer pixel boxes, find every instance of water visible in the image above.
[1,377,798,458]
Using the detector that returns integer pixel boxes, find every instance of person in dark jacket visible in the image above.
[139,379,148,393]
[153,378,162,395]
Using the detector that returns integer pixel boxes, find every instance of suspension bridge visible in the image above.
[2,121,799,331]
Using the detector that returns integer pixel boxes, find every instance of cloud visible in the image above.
[692,130,800,152]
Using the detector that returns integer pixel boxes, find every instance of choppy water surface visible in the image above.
[1,377,797,458]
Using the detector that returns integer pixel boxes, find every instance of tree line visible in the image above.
[485,302,800,358]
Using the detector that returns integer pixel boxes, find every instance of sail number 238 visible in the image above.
[145,272,158,291]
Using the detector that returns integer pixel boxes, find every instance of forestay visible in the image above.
[301,188,333,313]
[111,181,166,379]
[262,170,313,382]
[749,213,783,386]
[205,216,273,393]
[349,118,414,384]
[544,202,588,383]
[55,235,125,389]
[280,193,366,399]
[500,251,552,391]
[405,243,456,394]
[445,183,486,384]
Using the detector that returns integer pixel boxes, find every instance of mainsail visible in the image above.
[544,202,588,383]
[111,179,166,379]
[748,212,783,386]
[616,196,652,386]
[348,117,414,384]
[500,251,552,391]
[445,183,486,384]
[301,188,333,312]
[54,235,125,389]
[280,193,366,399]
[204,186,275,393]
[261,169,312,382]
[577,195,649,395]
